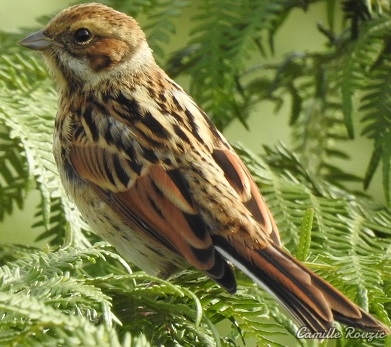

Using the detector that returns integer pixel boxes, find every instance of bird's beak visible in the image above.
[19,30,53,51]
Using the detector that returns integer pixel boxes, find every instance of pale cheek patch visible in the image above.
[58,53,104,87]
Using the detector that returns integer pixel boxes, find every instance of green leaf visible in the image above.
[296,208,314,262]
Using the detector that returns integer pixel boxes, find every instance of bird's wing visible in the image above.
[67,82,281,290]
[211,146,281,246]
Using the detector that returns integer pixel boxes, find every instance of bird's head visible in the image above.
[19,3,154,90]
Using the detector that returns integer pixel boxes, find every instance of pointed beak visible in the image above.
[19,30,53,51]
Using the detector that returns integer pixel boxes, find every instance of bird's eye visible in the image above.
[74,28,92,44]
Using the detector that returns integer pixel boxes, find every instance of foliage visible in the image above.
[1,0,391,346]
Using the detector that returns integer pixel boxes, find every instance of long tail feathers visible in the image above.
[213,235,389,334]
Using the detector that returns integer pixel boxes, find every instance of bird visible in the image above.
[19,3,389,335]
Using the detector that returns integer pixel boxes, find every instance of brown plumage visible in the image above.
[19,3,389,335]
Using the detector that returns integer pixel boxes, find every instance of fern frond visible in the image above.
[0,53,89,248]
[361,57,391,203]
[142,0,190,59]
[337,17,391,139]
[0,291,132,347]
[170,0,301,130]
[0,123,29,220]
[241,51,357,190]
[0,243,38,266]
[0,245,140,347]
[342,0,372,39]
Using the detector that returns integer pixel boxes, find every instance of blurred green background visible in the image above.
[0,0,383,247]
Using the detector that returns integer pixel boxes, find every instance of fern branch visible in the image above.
[361,57,391,204]
[0,53,89,247]
[0,123,29,220]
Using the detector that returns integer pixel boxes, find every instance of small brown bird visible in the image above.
[20,3,389,335]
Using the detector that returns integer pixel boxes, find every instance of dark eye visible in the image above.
[74,28,92,44]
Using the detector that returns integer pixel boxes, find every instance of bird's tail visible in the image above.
[213,235,389,334]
